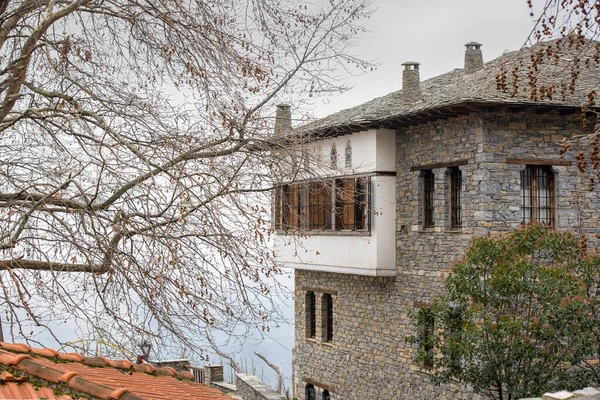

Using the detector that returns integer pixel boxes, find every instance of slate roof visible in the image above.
[301,38,600,136]
[0,341,231,400]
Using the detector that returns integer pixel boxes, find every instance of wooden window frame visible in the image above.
[274,176,371,232]
[520,165,555,227]
[308,181,332,230]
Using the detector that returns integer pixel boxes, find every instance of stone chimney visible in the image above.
[203,364,224,385]
[402,62,422,101]
[274,104,291,136]
[464,42,483,73]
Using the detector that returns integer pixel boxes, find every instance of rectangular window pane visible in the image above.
[306,292,316,339]
[450,168,462,228]
[419,308,434,369]
[335,178,355,230]
[521,168,532,224]
[323,293,333,342]
[309,182,332,230]
[355,177,369,230]
[423,170,435,228]
[521,166,554,227]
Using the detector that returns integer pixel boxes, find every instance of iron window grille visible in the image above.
[423,170,435,228]
[306,291,316,339]
[450,167,462,228]
[520,165,554,226]
[323,293,334,342]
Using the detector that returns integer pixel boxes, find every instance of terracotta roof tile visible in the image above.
[0,342,31,353]
[58,352,85,362]
[0,341,232,400]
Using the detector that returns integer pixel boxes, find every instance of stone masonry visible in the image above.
[292,109,600,399]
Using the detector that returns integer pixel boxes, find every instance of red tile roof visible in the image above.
[0,342,231,400]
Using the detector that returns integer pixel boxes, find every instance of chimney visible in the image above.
[402,62,422,101]
[464,42,483,73]
[274,104,291,136]
[203,364,224,385]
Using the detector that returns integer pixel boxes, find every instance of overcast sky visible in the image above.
[310,0,538,119]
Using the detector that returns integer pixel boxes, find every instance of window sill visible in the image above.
[304,338,334,347]
[275,230,371,237]
[414,227,437,233]
[445,227,466,234]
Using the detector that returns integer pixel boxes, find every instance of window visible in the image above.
[521,165,554,226]
[418,308,434,369]
[330,144,337,169]
[345,141,352,169]
[445,307,463,373]
[305,384,316,400]
[306,292,316,339]
[335,177,369,230]
[274,177,370,232]
[422,170,435,228]
[303,149,310,171]
[308,182,332,230]
[450,167,462,228]
[322,293,333,342]
[323,390,331,400]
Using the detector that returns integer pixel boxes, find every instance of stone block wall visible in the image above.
[292,110,600,400]
[236,373,286,400]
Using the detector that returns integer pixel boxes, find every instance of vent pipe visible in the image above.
[464,42,484,73]
[274,104,292,136]
[402,62,422,101]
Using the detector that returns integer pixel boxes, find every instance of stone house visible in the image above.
[273,40,600,399]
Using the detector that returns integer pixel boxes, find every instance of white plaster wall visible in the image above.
[282,128,396,182]
[274,126,397,277]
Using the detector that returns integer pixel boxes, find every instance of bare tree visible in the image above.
[0,0,372,358]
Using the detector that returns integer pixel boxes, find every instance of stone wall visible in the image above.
[292,110,600,399]
[235,373,286,400]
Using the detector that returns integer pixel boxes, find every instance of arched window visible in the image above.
[323,389,331,400]
[303,149,310,171]
[305,384,316,400]
[330,144,337,169]
[345,141,352,169]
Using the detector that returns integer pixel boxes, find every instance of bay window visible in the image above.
[274,176,370,232]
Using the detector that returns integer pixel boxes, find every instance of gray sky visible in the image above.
[312,0,538,118]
